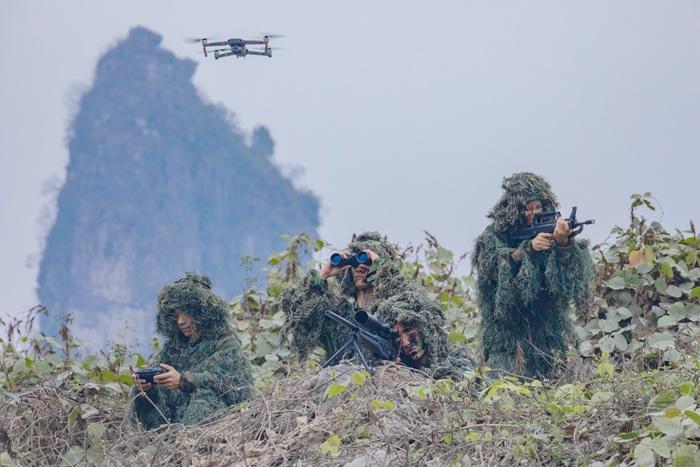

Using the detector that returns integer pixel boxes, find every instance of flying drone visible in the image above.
[188,34,283,60]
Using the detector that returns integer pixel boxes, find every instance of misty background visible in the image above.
[1,1,698,322]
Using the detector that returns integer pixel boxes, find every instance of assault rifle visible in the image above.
[321,309,398,374]
[507,207,595,243]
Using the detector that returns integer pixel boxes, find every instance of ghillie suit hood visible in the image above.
[129,272,252,429]
[338,231,401,298]
[473,173,594,379]
[376,295,449,372]
[282,231,452,375]
[488,172,559,235]
[157,272,231,344]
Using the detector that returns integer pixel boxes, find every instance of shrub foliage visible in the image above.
[1,193,698,466]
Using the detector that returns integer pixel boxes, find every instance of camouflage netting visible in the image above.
[472,173,594,378]
[128,272,253,429]
[282,232,466,378]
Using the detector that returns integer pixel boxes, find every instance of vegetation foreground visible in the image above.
[1,194,699,466]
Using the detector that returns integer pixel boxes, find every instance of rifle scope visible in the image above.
[355,309,398,340]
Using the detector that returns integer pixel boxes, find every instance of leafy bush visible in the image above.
[576,193,700,368]
[2,192,699,466]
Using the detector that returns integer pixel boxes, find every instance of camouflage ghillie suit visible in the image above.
[129,273,253,429]
[282,232,475,379]
[472,173,594,379]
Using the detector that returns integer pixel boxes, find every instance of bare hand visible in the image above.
[531,233,554,252]
[363,249,380,262]
[553,217,571,246]
[320,251,350,279]
[132,373,152,392]
[153,364,181,390]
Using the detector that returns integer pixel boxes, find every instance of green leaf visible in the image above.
[684,410,700,426]
[591,391,614,403]
[655,277,669,293]
[633,442,655,466]
[649,332,675,351]
[664,348,682,362]
[32,359,51,376]
[660,261,674,278]
[320,434,341,456]
[607,276,626,290]
[87,422,106,444]
[613,333,628,351]
[383,400,395,411]
[314,239,325,252]
[673,444,699,467]
[657,315,678,327]
[652,415,682,439]
[546,403,562,416]
[665,285,683,298]
[691,287,700,299]
[259,318,277,330]
[615,431,638,441]
[647,437,671,459]
[67,405,80,426]
[448,330,466,344]
[351,371,369,386]
[600,317,620,333]
[654,390,677,409]
[370,399,383,411]
[598,335,615,354]
[679,382,694,395]
[675,396,696,411]
[325,383,347,399]
[136,354,146,368]
[616,307,633,319]
[0,452,18,466]
[267,254,282,265]
[79,404,99,420]
[60,447,84,466]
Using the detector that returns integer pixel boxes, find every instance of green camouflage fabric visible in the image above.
[129,273,253,429]
[472,173,594,379]
[282,231,457,376]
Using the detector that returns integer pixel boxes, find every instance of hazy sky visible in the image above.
[1,1,698,319]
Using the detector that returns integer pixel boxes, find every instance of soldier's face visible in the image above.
[353,264,371,290]
[394,322,427,364]
[522,200,543,225]
[174,309,197,339]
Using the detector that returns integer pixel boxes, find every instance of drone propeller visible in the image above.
[184,34,228,43]
[252,46,287,51]
[257,33,286,41]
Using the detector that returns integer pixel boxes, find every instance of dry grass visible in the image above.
[2,361,698,466]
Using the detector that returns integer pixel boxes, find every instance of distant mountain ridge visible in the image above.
[37,26,320,348]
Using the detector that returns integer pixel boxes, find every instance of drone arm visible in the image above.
[214,51,235,60]
[204,40,228,47]
[246,49,272,57]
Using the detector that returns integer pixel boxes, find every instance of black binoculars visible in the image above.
[329,251,372,268]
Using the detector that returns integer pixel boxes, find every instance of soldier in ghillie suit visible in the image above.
[282,231,476,379]
[472,173,594,379]
[129,273,253,429]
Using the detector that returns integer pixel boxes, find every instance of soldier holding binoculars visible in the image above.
[282,231,473,378]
